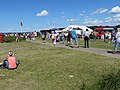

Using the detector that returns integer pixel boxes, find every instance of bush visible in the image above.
[4,36,26,43]
[97,70,120,90]
[4,36,16,42]
[19,37,26,41]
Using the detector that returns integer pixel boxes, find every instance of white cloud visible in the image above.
[16,28,19,31]
[67,18,79,22]
[92,8,108,14]
[113,14,120,18]
[36,10,49,16]
[25,27,31,30]
[8,28,13,31]
[83,18,103,25]
[105,17,112,23]
[83,15,120,26]
[109,6,120,13]
[113,14,120,21]
[79,13,85,16]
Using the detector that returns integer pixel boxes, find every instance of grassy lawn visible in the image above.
[78,39,116,50]
[0,41,120,90]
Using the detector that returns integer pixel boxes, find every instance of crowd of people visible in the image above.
[40,28,120,54]
[41,28,91,48]
[3,31,39,42]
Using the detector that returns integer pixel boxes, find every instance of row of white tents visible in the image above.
[41,25,93,35]
[62,25,93,35]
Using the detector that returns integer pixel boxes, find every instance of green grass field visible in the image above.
[78,39,116,50]
[0,41,120,90]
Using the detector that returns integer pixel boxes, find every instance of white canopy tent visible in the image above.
[62,25,93,35]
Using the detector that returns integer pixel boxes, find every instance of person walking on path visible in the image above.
[51,31,55,44]
[53,33,57,45]
[71,28,79,48]
[83,29,90,48]
[61,32,65,44]
[113,29,120,54]
[108,32,111,44]
[51,31,57,45]
[42,33,46,43]
[67,30,71,46]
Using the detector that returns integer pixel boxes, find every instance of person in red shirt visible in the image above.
[1,51,20,70]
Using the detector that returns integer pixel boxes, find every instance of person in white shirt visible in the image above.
[113,30,120,54]
[108,32,111,43]
[84,29,90,48]
[51,31,55,44]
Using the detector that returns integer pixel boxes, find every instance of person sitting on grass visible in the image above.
[1,51,20,70]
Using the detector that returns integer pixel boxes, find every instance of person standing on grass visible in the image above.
[47,33,51,43]
[113,29,120,54]
[34,31,37,40]
[53,33,57,45]
[67,30,71,46]
[92,32,96,41]
[108,32,111,43]
[15,33,19,42]
[51,31,55,44]
[71,28,79,48]
[104,32,108,43]
[61,32,65,44]
[31,32,35,40]
[84,29,90,48]
[42,33,46,43]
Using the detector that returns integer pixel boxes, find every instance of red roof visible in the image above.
[95,28,103,31]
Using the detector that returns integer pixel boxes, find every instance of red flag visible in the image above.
[20,22,23,26]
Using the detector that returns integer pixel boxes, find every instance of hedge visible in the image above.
[4,36,26,43]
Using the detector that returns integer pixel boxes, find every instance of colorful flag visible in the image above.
[20,22,23,26]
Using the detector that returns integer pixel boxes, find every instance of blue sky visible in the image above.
[0,0,120,32]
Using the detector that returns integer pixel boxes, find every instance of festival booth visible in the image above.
[94,27,114,37]
[95,28,114,31]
